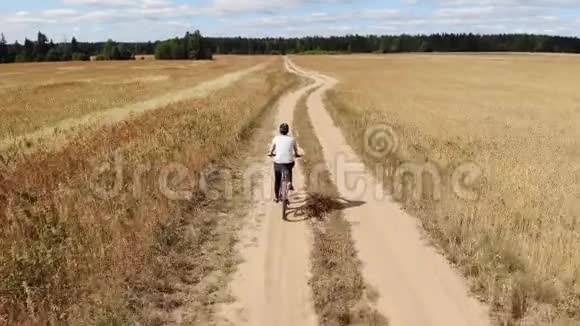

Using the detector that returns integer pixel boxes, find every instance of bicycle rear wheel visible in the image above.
[280,169,289,219]
[282,195,288,219]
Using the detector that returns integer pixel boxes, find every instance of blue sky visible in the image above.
[1,0,579,42]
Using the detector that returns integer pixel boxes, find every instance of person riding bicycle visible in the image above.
[269,123,300,203]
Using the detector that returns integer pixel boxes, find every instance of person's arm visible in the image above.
[269,139,276,156]
[293,139,300,157]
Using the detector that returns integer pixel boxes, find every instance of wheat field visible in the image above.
[0,56,265,139]
[0,56,297,324]
[3,52,579,324]
[293,54,580,324]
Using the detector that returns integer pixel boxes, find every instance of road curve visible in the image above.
[286,57,491,326]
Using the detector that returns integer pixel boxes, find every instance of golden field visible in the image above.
[0,57,298,324]
[293,54,580,324]
[2,52,579,325]
[0,56,265,139]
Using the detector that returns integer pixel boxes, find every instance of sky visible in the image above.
[1,0,580,42]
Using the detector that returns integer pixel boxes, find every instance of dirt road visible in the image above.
[218,64,320,326]
[286,58,491,325]
[219,57,490,325]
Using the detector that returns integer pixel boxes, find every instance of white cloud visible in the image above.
[142,0,174,8]
[209,0,285,14]
[1,0,579,42]
[6,16,57,24]
[63,0,137,7]
[434,6,497,18]
[43,9,79,17]
[433,0,580,6]
[207,0,357,14]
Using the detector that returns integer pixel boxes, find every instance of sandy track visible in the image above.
[0,63,267,154]
[218,63,319,326]
[287,58,491,326]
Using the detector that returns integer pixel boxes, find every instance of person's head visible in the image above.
[279,123,290,135]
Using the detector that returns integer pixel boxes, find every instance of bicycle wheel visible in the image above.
[280,169,289,219]
[282,195,288,219]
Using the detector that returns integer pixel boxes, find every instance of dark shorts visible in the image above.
[274,162,295,197]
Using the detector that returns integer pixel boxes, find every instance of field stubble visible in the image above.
[0,56,267,140]
[0,57,297,324]
[293,54,580,324]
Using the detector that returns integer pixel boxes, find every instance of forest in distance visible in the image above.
[1,31,580,63]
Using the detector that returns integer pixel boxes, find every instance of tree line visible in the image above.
[0,32,157,63]
[1,31,580,64]
[154,31,213,60]
[208,34,580,54]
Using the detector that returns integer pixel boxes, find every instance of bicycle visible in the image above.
[269,154,301,219]
[279,166,291,218]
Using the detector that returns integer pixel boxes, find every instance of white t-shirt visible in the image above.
[272,135,296,164]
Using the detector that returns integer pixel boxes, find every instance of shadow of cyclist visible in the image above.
[283,192,366,223]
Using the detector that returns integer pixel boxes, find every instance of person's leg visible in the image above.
[274,163,282,201]
[287,162,295,190]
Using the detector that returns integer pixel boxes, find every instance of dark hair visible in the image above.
[279,123,289,135]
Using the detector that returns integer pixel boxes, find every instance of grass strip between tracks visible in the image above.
[294,90,389,326]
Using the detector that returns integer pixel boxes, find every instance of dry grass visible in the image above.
[293,54,580,324]
[0,58,297,324]
[0,56,268,139]
[294,91,389,326]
